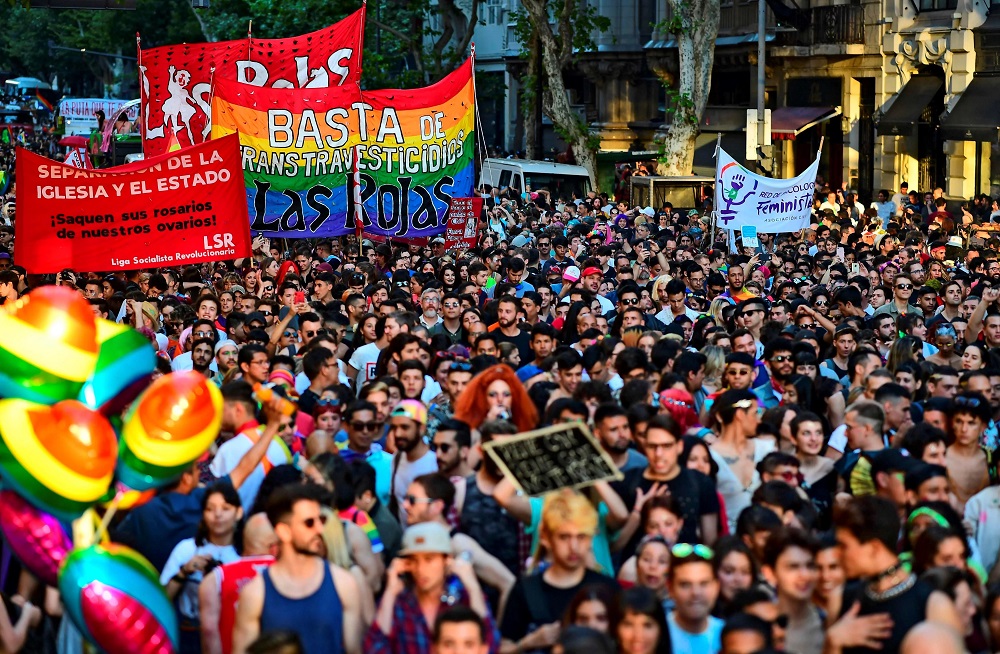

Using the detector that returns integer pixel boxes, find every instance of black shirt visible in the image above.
[613,467,720,551]
[493,328,533,364]
[500,569,618,645]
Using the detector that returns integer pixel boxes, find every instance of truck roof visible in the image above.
[481,157,590,176]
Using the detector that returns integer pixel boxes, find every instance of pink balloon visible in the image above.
[81,582,176,654]
[0,489,72,586]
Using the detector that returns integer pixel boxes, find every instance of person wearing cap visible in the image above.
[213,339,239,386]
[365,522,496,654]
[576,266,614,315]
[388,400,438,524]
[865,448,923,513]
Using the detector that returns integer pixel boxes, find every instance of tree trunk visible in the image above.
[521,0,600,192]
[656,0,720,176]
[523,34,541,159]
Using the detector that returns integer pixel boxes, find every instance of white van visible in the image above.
[478,158,592,201]
[58,98,137,136]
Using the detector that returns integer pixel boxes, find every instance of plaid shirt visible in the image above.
[363,578,500,654]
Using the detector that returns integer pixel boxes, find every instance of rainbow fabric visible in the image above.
[340,506,384,554]
[211,58,475,239]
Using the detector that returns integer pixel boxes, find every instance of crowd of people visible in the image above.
[1,171,999,654]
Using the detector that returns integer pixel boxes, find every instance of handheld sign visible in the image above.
[483,422,623,496]
[741,225,758,249]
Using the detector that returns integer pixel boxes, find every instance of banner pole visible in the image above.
[818,136,824,156]
[710,133,722,251]
[137,33,143,156]
[247,20,253,60]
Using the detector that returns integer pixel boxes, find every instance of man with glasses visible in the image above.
[873,273,913,319]
[297,346,339,416]
[339,400,392,506]
[755,338,796,410]
[431,419,474,479]
[419,288,442,329]
[233,484,364,654]
[430,293,464,345]
[172,319,221,373]
[237,344,271,386]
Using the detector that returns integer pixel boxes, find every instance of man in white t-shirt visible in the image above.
[347,312,403,390]
[387,400,438,525]
[210,382,293,511]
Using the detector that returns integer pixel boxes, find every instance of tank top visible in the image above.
[458,474,525,575]
[260,563,344,654]
[217,556,275,654]
[839,577,932,654]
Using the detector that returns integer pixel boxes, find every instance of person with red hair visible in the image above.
[274,260,300,288]
[658,388,701,436]
[453,364,538,432]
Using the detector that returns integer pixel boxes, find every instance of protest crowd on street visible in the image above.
[6,5,1000,654]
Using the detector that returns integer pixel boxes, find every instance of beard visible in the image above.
[605,439,631,455]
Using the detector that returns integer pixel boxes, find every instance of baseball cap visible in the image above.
[563,265,581,283]
[516,364,546,384]
[399,522,452,556]
[390,399,427,426]
[834,323,858,338]
[246,311,267,327]
[547,265,563,277]
[431,237,446,245]
[214,339,238,355]
[511,234,531,248]
[581,266,602,278]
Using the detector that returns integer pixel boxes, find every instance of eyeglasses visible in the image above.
[193,330,214,338]
[443,302,460,308]
[350,420,383,432]
[774,470,799,483]
[302,514,328,529]
[403,495,435,505]
[770,355,791,363]
[304,330,318,337]
[621,297,640,306]
[671,543,714,560]
[896,284,913,290]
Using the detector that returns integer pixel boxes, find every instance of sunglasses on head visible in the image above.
[671,543,714,560]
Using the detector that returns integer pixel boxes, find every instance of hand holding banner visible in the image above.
[16,134,251,273]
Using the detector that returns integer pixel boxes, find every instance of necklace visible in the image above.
[864,565,915,602]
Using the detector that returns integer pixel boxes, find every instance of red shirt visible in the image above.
[216,555,275,654]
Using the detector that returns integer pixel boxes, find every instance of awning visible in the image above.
[875,76,943,137]
[771,106,841,140]
[939,75,1000,142]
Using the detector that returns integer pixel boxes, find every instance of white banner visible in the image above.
[714,147,819,232]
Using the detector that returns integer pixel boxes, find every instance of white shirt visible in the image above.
[160,539,239,621]
[348,342,382,389]
[210,431,291,511]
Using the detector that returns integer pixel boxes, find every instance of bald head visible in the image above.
[900,621,965,654]
[242,513,277,556]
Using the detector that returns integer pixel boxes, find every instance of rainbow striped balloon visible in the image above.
[78,320,157,415]
[0,399,117,521]
[0,286,99,405]
[59,543,179,654]
[118,372,223,490]
[0,489,72,586]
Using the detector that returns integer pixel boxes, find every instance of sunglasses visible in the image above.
[448,362,473,372]
[431,442,453,453]
[814,300,828,306]
[621,297,640,306]
[283,331,297,338]
[955,395,982,408]
[896,284,913,290]
[671,543,714,560]
[403,494,435,505]
[770,355,791,363]
[317,398,341,407]
[797,323,816,329]
[350,420,383,432]
[302,514,328,529]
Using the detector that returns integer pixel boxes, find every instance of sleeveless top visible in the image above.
[217,556,275,654]
[260,564,344,654]
[459,474,524,576]
[839,578,932,654]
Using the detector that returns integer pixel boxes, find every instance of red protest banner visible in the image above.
[138,8,365,158]
[16,133,251,274]
[445,197,483,250]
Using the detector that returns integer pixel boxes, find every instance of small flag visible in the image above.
[167,131,182,153]
[16,131,25,146]
[2,129,11,145]
[35,89,54,112]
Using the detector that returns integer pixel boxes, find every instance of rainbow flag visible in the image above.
[211,58,476,239]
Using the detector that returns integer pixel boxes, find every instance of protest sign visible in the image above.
[482,422,623,496]
[139,7,365,158]
[444,197,482,250]
[741,225,758,249]
[63,148,91,169]
[16,134,251,273]
[714,147,819,232]
[211,57,475,240]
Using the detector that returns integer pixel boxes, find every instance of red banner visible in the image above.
[444,197,483,250]
[139,7,365,158]
[16,134,251,274]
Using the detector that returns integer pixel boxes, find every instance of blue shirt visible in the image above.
[668,613,723,654]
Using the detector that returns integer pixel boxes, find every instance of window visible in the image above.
[498,169,512,189]
[919,0,957,10]
[486,0,504,25]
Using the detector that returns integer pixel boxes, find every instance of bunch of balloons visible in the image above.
[0,286,224,654]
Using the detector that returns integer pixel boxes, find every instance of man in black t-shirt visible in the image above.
[492,296,532,363]
[500,491,617,653]
[612,415,720,555]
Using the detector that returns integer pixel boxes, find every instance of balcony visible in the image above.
[719,2,776,35]
[776,5,866,48]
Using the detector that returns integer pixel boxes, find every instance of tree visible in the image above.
[514,0,609,191]
[656,0,720,176]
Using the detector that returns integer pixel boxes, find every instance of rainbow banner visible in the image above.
[210,58,475,239]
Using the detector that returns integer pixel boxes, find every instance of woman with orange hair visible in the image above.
[453,364,538,431]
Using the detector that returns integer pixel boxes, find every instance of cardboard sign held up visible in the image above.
[444,197,483,250]
[483,422,623,496]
